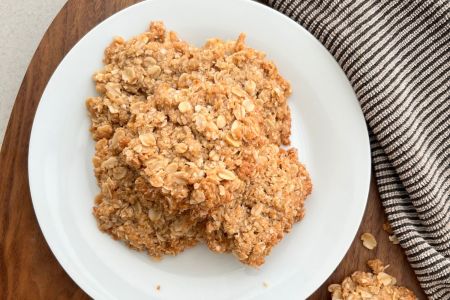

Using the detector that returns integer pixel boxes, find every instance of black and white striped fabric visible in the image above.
[263,0,450,298]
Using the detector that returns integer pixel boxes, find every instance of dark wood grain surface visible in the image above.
[0,1,426,299]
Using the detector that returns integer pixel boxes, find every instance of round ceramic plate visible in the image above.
[28,0,371,299]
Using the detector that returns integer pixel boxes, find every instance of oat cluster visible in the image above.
[86,22,311,266]
[328,260,417,300]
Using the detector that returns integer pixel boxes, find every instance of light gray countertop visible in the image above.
[0,0,66,146]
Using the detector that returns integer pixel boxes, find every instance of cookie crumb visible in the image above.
[389,234,400,244]
[156,284,161,291]
[361,232,377,250]
[151,256,162,262]
[383,222,393,234]
[328,260,416,299]
[367,258,388,274]
[263,281,269,288]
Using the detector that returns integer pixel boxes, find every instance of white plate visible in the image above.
[28,0,371,299]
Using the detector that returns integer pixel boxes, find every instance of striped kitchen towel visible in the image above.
[263,0,450,298]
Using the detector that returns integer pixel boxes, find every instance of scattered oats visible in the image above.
[389,234,400,244]
[217,169,236,181]
[331,290,343,300]
[242,99,255,112]
[149,175,164,188]
[156,284,161,291]
[174,143,188,153]
[244,80,256,96]
[361,232,377,250]
[233,105,246,120]
[108,105,119,114]
[178,101,192,113]
[166,162,178,173]
[101,157,118,169]
[225,133,241,147]
[231,86,246,97]
[122,67,136,82]
[105,83,122,100]
[113,36,125,44]
[230,120,241,138]
[133,144,143,153]
[191,190,206,204]
[263,281,269,288]
[377,272,396,286]
[194,114,207,131]
[328,284,341,293]
[148,208,161,221]
[147,65,162,77]
[218,185,226,196]
[113,166,127,180]
[96,124,113,138]
[251,203,263,216]
[194,104,203,112]
[216,115,227,129]
[144,56,157,66]
[139,133,156,146]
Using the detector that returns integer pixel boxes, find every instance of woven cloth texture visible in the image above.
[264,0,450,298]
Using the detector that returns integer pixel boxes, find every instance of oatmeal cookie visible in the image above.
[86,21,312,263]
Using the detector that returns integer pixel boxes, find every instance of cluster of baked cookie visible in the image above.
[86,22,311,266]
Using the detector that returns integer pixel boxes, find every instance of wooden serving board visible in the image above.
[0,1,426,299]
